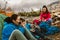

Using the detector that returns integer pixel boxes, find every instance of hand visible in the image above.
[39,19,41,21]
[23,21,27,27]
[44,20,46,21]
[42,18,46,21]
[38,18,41,21]
[22,23,26,28]
[42,18,45,21]
[30,29,35,32]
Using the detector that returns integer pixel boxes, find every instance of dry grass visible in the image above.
[48,33,60,40]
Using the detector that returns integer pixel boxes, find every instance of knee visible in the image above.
[13,29,20,34]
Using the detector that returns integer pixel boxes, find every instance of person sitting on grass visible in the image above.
[33,5,52,25]
[39,5,52,24]
[2,14,27,40]
[26,21,50,40]
[19,18,37,40]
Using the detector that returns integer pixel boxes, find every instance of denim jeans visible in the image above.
[47,18,52,25]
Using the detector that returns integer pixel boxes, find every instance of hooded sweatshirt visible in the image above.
[40,12,51,21]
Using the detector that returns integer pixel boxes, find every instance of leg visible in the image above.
[47,18,52,25]
[35,29,45,38]
[24,27,37,40]
[9,29,27,40]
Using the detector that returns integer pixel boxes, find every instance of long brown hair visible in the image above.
[42,5,49,13]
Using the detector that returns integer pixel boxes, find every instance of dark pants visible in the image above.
[31,28,45,39]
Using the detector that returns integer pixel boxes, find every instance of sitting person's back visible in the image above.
[4,17,11,28]
[2,14,21,40]
[2,23,19,40]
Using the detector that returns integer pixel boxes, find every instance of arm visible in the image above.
[40,13,43,21]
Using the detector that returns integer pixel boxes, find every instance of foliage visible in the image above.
[18,10,41,17]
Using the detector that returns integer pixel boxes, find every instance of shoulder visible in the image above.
[3,23,15,33]
[4,22,8,26]
[3,23,14,30]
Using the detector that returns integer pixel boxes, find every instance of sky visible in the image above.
[3,0,58,5]
[0,0,59,12]
[2,0,58,5]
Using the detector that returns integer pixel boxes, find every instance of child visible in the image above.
[19,18,37,40]
[19,18,26,34]
[40,5,52,24]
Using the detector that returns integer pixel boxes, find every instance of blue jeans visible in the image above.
[47,18,52,25]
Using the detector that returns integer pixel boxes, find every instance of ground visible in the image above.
[48,33,60,40]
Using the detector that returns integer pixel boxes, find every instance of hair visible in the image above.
[42,5,49,13]
[10,14,18,23]
[4,17,11,23]
[26,21,29,23]
[10,14,18,21]
[20,18,25,22]
[19,18,25,24]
